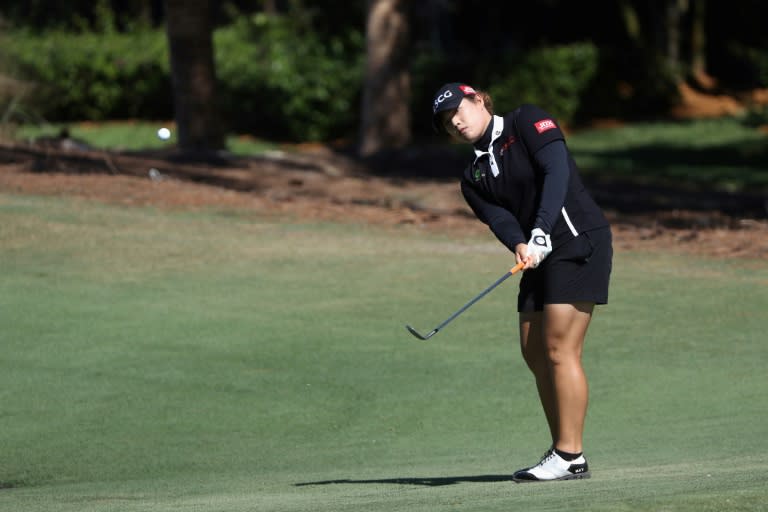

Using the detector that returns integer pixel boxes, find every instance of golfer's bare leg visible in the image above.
[519,312,558,444]
[542,302,594,454]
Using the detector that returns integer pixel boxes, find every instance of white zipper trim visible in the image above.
[472,115,505,177]
[562,207,579,236]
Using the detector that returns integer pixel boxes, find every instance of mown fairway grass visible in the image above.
[567,118,768,193]
[1,193,766,511]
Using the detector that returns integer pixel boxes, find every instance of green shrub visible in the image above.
[1,20,364,142]
[734,44,768,87]
[0,29,610,143]
[482,43,599,125]
[2,29,171,121]
[215,13,364,141]
[743,104,768,128]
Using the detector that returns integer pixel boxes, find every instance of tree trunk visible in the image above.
[664,0,689,81]
[359,0,411,157]
[690,0,709,84]
[165,0,225,154]
[262,0,277,14]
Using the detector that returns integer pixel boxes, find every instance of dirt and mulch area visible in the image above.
[1,134,767,261]
[2,83,768,259]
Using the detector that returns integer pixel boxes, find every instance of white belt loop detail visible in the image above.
[562,207,579,236]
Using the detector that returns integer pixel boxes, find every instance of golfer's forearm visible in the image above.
[532,140,569,234]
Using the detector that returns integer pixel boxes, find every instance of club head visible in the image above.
[406,325,436,341]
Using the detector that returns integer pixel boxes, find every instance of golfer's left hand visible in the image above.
[526,228,552,269]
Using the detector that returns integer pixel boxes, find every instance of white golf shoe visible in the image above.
[512,448,590,482]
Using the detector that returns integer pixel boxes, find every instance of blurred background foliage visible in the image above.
[1,0,767,143]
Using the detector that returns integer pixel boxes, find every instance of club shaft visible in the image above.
[432,268,517,333]
[406,263,524,340]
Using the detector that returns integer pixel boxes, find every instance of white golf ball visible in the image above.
[157,127,171,140]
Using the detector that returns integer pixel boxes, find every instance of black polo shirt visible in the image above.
[460,104,609,252]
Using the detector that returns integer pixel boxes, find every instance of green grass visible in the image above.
[10,121,278,155]
[0,193,767,511]
[567,117,768,193]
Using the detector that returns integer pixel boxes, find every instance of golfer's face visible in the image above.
[441,97,489,143]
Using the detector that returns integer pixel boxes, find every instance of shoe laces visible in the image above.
[537,448,557,466]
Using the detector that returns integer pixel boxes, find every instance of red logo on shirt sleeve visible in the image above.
[534,119,557,133]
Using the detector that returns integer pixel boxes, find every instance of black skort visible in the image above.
[518,226,613,312]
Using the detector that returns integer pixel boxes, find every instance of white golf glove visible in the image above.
[526,228,552,268]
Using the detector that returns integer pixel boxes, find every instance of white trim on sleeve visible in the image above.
[561,207,579,236]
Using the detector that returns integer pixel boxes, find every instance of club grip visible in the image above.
[510,262,525,274]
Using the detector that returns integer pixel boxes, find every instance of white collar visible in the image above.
[472,115,504,177]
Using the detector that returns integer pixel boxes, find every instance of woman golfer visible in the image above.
[432,83,612,482]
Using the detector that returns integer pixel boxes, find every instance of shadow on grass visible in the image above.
[295,474,517,487]
[0,480,28,489]
[4,133,765,219]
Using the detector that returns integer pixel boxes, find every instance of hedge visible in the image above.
[3,26,612,142]
[1,29,171,121]
[214,13,364,141]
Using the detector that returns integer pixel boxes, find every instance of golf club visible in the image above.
[406,261,525,340]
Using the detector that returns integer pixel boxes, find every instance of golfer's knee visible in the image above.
[544,339,579,366]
